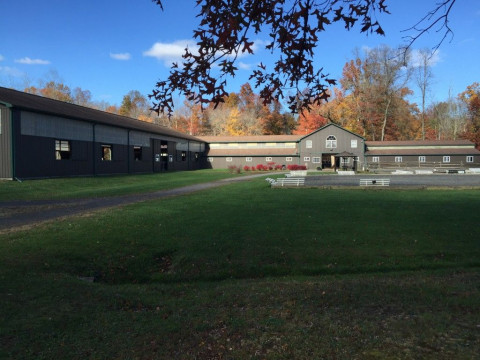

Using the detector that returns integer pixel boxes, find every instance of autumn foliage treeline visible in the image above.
[23,46,480,148]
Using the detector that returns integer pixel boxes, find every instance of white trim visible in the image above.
[372,156,379,163]
[286,157,293,162]
[304,156,310,162]
[266,157,273,162]
[226,157,233,162]
[443,156,450,163]
[246,157,252,162]
[467,156,474,163]
[395,156,402,163]
[418,156,426,163]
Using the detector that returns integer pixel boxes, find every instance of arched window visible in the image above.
[326,135,337,148]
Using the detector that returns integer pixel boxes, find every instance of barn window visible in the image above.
[181,151,187,161]
[207,157,213,162]
[226,157,233,162]
[372,157,379,163]
[467,156,474,163]
[351,139,358,148]
[246,157,252,162]
[101,145,112,161]
[418,156,426,163]
[266,157,273,161]
[194,152,199,161]
[326,135,337,148]
[304,157,310,162]
[395,156,402,163]
[55,140,71,160]
[443,156,450,163]
[306,140,313,148]
[286,157,292,162]
[312,157,321,164]
[134,146,142,161]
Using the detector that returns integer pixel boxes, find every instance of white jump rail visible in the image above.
[267,177,305,187]
[359,178,390,187]
[337,170,355,175]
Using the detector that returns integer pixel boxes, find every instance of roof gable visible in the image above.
[300,123,364,140]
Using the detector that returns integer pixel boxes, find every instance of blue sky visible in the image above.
[1,0,479,110]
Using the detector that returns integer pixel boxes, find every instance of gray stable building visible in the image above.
[200,123,366,170]
[2,87,479,180]
[0,87,207,180]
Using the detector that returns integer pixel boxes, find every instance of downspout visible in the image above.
[9,106,19,181]
[188,140,191,170]
[92,123,96,176]
[127,130,131,174]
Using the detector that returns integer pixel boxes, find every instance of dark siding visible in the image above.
[15,135,94,178]
[0,105,12,178]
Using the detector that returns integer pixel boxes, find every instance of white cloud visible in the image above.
[238,62,253,70]
[410,49,441,67]
[0,66,24,77]
[110,52,131,61]
[15,57,50,65]
[143,40,196,65]
[0,54,4,62]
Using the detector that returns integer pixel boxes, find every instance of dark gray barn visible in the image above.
[0,87,207,180]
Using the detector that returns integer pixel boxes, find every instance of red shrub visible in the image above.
[243,165,250,171]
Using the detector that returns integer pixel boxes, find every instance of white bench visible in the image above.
[268,177,305,187]
[359,178,390,187]
[286,170,307,177]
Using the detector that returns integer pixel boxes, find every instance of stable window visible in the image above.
[226,157,233,162]
[181,151,187,161]
[341,157,350,164]
[395,156,402,163]
[101,145,112,161]
[372,157,379,163]
[134,146,142,161]
[194,152,199,161]
[266,157,273,162]
[207,157,213,162]
[246,157,252,162]
[418,156,426,163]
[55,140,71,160]
[351,139,358,148]
[286,157,293,162]
[304,157,310,162]
[312,157,321,164]
[443,156,450,163]
[326,135,337,148]
[466,156,474,163]
[306,140,313,149]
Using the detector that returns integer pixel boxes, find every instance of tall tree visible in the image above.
[459,82,480,148]
[150,0,458,116]
[414,49,435,140]
[119,90,149,119]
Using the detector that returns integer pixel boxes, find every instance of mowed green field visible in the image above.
[1,173,479,359]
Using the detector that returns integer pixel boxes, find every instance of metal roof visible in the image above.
[0,86,202,142]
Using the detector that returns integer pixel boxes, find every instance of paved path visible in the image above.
[0,174,269,233]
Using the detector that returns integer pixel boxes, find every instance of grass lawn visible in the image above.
[0,170,245,201]
[1,176,479,359]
